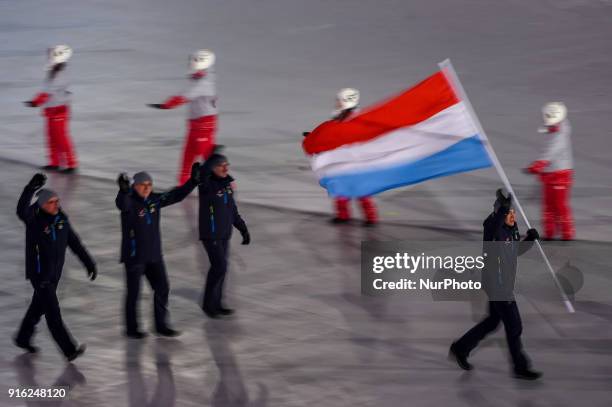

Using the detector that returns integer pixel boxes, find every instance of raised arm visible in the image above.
[17,174,47,223]
[115,173,133,212]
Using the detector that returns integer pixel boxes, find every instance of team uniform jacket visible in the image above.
[116,180,196,265]
[197,173,247,240]
[17,186,94,283]
[481,207,536,300]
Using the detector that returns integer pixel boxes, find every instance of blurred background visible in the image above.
[1,0,611,406]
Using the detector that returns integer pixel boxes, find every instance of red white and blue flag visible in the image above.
[303,71,492,198]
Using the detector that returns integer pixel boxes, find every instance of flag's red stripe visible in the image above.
[303,71,459,155]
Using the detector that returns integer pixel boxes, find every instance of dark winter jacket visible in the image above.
[481,207,536,300]
[197,173,247,240]
[116,180,196,265]
[17,186,95,283]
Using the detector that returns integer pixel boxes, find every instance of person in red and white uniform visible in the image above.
[526,102,575,240]
[149,50,218,184]
[326,88,378,225]
[24,45,79,173]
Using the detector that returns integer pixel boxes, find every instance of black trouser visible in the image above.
[454,301,530,371]
[201,239,229,313]
[125,261,170,333]
[15,280,77,357]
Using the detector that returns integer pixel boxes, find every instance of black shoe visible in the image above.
[362,220,378,227]
[13,338,39,354]
[67,344,86,362]
[513,368,542,380]
[202,307,222,319]
[330,217,350,224]
[156,328,181,337]
[40,165,60,171]
[60,167,78,174]
[449,343,473,371]
[219,307,235,316]
[125,331,148,339]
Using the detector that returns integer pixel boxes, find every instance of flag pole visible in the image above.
[438,58,575,313]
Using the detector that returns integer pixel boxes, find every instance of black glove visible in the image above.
[525,228,540,241]
[23,101,36,107]
[117,173,130,193]
[27,173,47,190]
[240,229,251,245]
[495,188,512,211]
[87,264,97,281]
[190,162,201,184]
[302,132,310,138]
[147,103,164,109]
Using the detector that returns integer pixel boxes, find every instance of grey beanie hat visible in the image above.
[37,189,58,206]
[133,171,153,185]
[207,153,228,168]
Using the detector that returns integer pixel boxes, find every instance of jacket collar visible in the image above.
[37,206,64,223]
[129,189,153,203]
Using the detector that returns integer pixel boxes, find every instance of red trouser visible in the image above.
[335,197,378,223]
[179,115,216,184]
[540,170,574,240]
[44,106,77,168]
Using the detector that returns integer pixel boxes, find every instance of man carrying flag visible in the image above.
[302,71,492,218]
[449,189,542,380]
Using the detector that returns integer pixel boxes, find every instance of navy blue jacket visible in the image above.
[17,186,95,283]
[116,180,196,265]
[482,207,535,300]
[197,174,247,240]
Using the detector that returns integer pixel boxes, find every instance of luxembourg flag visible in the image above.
[302,70,492,198]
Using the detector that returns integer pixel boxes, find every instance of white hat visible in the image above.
[47,45,72,69]
[336,88,360,111]
[542,102,567,126]
[190,49,215,72]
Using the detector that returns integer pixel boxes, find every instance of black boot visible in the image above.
[330,217,350,224]
[156,327,181,337]
[124,330,148,339]
[218,307,235,316]
[202,307,221,319]
[67,344,86,362]
[13,337,39,354]
[513,368,542,380]
[449,343,473,371]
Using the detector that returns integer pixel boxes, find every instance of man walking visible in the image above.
[116,164,199,338]
[197,151,250,318]
[449,189,542,380]
[14,173,96,361]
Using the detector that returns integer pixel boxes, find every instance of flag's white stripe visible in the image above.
[311,102,479,179]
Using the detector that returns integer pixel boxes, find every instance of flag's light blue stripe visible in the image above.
[320,135,492,198]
